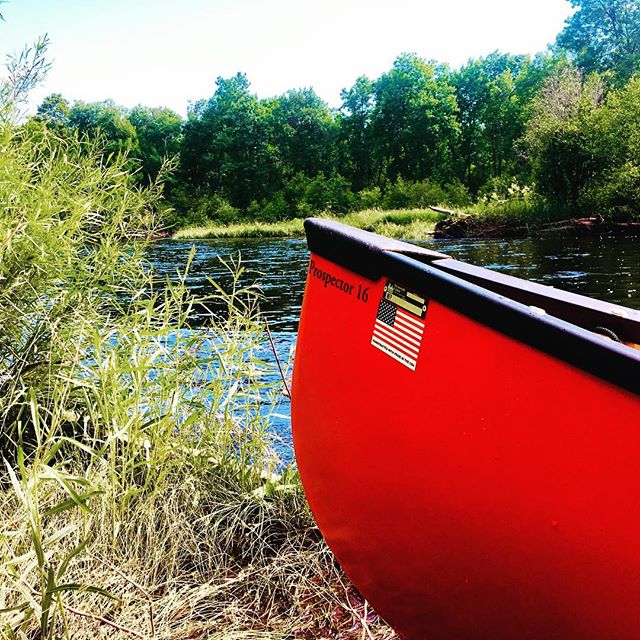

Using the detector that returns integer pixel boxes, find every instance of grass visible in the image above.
[173,208,443,240]
[0,261,398,639]
[0,113,397,639]
[465,197,560,225]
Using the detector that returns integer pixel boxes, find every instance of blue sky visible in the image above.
[1,0,573,116]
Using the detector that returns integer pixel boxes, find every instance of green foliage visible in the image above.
[243,173,358,221]
[354,186,383,209]
[1,35,50,123]
[128,105,182,183]
[523,67,640,216]
[0,115,163,454]
[371,53,460,183]
[0,23,398,640]
[168,188,240,227]
[35,95,183,190]
[35,93,70,129]
[0,107,350,631]
[266,88,337,178]
[68,100,140,161]
[28,47,640,230]
[338,76,375,191]
[175,208,442,240]
[294,173,356,216]
[452,52,558,192]
[3,425,113,637]
[0,64,341,637]
[556,0,640,82]
[180,73,275,209]
[579,77,640,214]
[381,178,470,209]
[523,67,606,207]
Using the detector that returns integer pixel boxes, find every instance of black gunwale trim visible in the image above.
[304,218,640,396]
[430,257,640,342]
[304,218,450,280]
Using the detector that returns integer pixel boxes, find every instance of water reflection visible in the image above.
[146,234,640,452]
[146,235,640,332]
[416,236,640,311]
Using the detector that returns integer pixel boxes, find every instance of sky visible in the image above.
[1,0,574,117]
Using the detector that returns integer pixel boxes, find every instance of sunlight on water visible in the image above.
[146,235,640,451]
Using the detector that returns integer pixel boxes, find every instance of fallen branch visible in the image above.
[428,205,470,218]
[89,553,155,637]
[64,604,146,639]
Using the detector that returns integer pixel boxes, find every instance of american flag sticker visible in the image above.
[371,282,428,371]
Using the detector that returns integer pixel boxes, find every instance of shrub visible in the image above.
[581,161,640,217]
[355,186,383,209]
[381,178,469,210]
[168,190,240,227]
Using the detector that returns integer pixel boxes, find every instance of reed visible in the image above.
[0,107,396,639]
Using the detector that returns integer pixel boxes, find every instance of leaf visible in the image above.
[56,535,92,579]
[44,524,77,546]
[3,459,25,504]
[0,602,28,614]
[49,584,118,600]
[43,490,104,518]
[40,439,66,466]
[30,525,46,572]
[39,565,55,637]
[40,466,93,514]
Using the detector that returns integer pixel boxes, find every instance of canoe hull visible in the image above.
[292,248,640,640]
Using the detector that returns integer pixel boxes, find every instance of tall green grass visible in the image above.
[0,96,396,639]
[174,208,442,240]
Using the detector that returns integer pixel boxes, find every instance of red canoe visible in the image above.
[291,218,640,640]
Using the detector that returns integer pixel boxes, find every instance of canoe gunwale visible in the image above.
[432,256,640,343]
[304,217,640,396]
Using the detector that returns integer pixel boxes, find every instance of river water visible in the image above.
[145,234,640,451]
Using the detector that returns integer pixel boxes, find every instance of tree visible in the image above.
[36,93,70,129]
[523,67,606,208]
[580,77,640,214]
[180,73,276,209]
[265,88,337,178]
[337,76,375,191]
[371,54,459,184]
[556,0,640,82]
[129,105,183,183]
[452,52,555,192]
[68,100,139,159]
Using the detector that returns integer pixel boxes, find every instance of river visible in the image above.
[145,234,640,452]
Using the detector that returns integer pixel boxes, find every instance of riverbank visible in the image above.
[173,206,640,242]
[173,208,443,239]
[1,268,398,640]
[434,211,640,238]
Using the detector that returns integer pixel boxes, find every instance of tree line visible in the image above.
[32,0,640,226]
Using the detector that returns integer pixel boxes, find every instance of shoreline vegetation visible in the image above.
[173,208,442,240]
[172,205,640,241]
[0,58,397,640]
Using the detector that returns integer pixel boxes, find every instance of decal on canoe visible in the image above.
[308,259,357,298]
[371,282,428,370]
